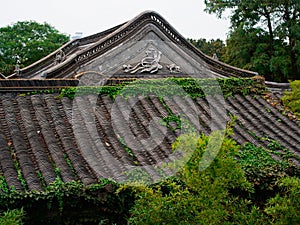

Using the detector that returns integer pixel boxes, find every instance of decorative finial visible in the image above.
[14,57,21,76]
[54,49,66,65]
[212,53,219,61]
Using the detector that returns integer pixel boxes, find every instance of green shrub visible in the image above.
[265,176,300,225]
[0,178,130,224]
[0,208,24,225]
[282,80,300,117]
[126,132,269,225]
[238,143,292,191]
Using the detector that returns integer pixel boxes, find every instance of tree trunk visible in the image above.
[263,6,275,81]
[264,7,275,55]
[285,3,299,81]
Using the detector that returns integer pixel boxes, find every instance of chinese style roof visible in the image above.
[0,11,298,193]
[5,11,257,80]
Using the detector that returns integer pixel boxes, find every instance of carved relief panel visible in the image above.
[122,48,181,75]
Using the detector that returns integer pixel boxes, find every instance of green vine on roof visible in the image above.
[18,77,266,100]
[0,177,131,223]
[118,77,266,99]
[118,137,139,165]
[7,145,27,190]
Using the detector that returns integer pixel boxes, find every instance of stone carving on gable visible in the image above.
[123,48,163,74]
[123,48,183,75]
[167,63,181,73]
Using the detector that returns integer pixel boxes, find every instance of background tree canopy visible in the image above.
[201,0,300,82]
[188,38,226,60]
[0,21,69,76]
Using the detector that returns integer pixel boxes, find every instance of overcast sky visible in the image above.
[1,0,231,40]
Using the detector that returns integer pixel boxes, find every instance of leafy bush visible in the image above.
[265,176,300,225]
[0,178,131,224]
[282,80,300,117]
[0,208,24,225]
[126,132,269,225]
[238,143,292,191]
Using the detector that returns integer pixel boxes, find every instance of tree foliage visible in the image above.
[0,21,69,76]
[0,208,24,225]
[282,80,300,117]
[126,130,300,224]
[265,176,300,224]
[127,133,269,224]
[188,38,226,60]
[204,0,300,82]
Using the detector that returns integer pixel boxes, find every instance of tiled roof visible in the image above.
[0,93,299,191]
[0,11,297,194]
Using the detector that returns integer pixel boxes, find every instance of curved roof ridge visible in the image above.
[7,21,126,78]
[128,11,258,77]
[44,11,162,77]
[8,10,258,79]
[46,10,257,78]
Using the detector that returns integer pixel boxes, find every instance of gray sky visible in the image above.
[1,0,231,40]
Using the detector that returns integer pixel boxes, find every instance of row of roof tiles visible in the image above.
[0,93,299,191]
